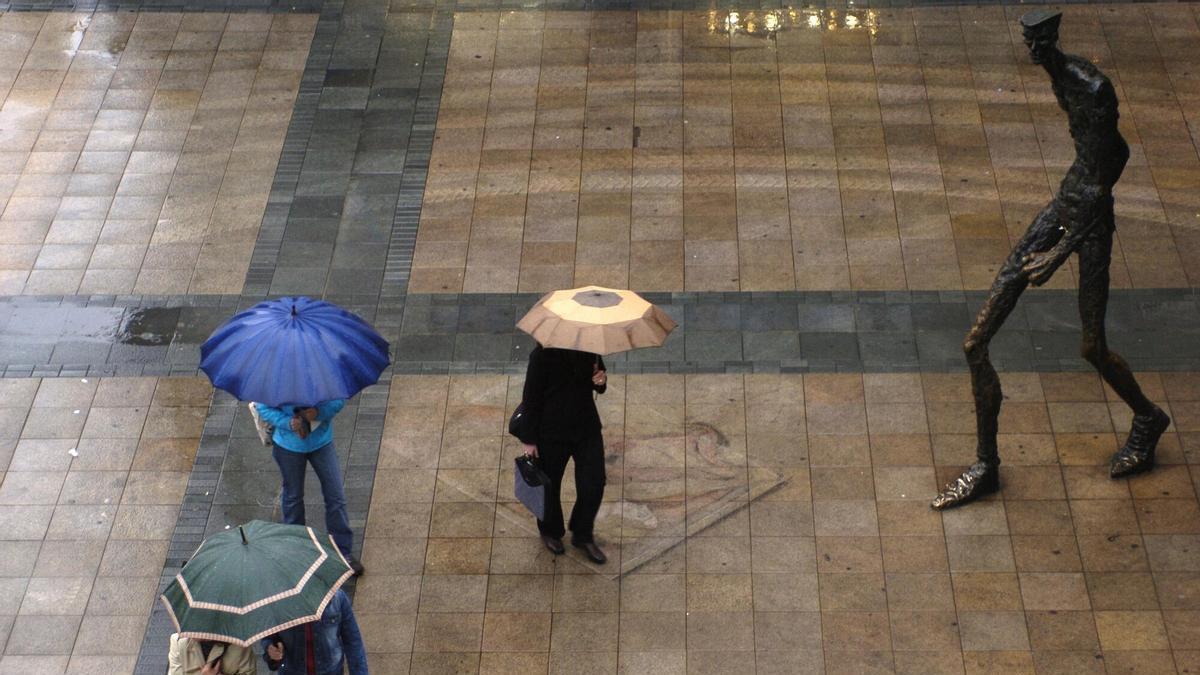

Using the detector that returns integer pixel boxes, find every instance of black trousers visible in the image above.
[536,434,605,543]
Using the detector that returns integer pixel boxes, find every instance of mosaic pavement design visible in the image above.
[411,6,1200,293]
[0,11,316,296]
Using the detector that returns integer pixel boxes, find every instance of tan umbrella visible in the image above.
[517,285,677,355]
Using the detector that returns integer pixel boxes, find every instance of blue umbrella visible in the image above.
[200,297,389,407]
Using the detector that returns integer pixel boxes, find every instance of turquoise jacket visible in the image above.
[255,400,345,453]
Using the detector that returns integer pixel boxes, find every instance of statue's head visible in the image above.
[1020,10,1062,65]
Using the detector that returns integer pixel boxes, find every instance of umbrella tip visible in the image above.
[290,304,298,317]
[239,526,248,545]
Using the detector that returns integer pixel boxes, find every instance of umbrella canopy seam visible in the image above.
[175,527,328,615]
[160,565,355,648]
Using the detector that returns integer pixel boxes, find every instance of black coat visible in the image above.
[517,345,606,445]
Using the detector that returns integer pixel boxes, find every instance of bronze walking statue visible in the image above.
[931,11,1171,509]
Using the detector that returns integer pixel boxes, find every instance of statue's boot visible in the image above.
[1110,407,1170,478]
[931,461,999,510]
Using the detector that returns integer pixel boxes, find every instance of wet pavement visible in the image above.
[0,12,316,296]
[0,376,211,673]
[355,371,1200,674]
[3,289,1200,379]
[2,0,1200,674]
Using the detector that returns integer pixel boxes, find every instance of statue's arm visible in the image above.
[1022,197,1106,285]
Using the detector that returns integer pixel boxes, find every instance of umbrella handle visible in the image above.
[593,355,600,401]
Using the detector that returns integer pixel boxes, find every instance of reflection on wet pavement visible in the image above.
[707,8,881,37]
[0,302,205,368]
[0,12,317,295]
[411,6,1200,294]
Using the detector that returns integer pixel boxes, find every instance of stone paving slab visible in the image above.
[408,6,1200,294]
[132,382,388,674]
[0,11,317,296]
[0,376,210,673]
[345,371,1200,674]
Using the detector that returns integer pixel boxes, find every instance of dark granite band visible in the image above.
[4,288,1199,378]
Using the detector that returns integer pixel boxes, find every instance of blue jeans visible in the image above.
[272,442,353,558]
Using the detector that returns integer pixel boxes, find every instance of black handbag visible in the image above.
[508,402,526,438]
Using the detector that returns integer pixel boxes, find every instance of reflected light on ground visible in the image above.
[64,15,91,55]
[708,7,880,37]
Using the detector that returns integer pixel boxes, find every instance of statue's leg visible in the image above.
[1076,219,1170,478]
[965,271,1027,461]
[930,271,1023,510]
[931,204,1061,510]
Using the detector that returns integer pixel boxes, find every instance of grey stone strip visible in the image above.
[4,288,1199,376]
[241,0,342,297]
[233,6,457,302]
[381,11,453,303]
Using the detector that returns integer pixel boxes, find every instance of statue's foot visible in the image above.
[1110,407,1170,479]
[931,461,1000,510]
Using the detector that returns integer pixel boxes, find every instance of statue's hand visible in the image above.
[1022,251,1061,287]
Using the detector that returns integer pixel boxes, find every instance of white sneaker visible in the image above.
[248,402,273,446]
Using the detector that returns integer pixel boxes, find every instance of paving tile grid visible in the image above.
[0,10,319,296]
[0,376,211,673]
[409,6,1200,294]
[348,371,1200,674]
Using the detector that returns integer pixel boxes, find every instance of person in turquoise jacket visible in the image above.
[254,400,363,576]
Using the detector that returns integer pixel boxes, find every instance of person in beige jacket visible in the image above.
[167,634,256,675]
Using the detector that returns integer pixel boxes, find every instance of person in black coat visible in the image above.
[517,343,609,563]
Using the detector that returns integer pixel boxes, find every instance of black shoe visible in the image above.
[541,535,565,555]
[349,557,364,577]
[571,539,607,564]
[1111,407,1170,479]
[931,461,1000,510]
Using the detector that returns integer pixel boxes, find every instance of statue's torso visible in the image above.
[1050,55,1129,188]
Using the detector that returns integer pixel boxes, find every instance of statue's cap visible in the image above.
[1020,10,1062,34]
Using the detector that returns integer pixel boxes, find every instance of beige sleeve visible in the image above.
[225,645,258,675]
[166,635,186,675]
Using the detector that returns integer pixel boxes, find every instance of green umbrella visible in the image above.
[160,520,354,646]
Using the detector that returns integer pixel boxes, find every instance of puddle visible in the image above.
[118,308,181,346]
[0,306,181,346]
